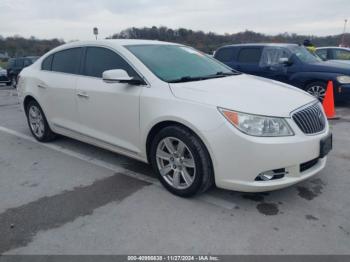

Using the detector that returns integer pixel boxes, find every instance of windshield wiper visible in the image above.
[215,71,240,76]
[168,71,240,83]
[168,76,206,83]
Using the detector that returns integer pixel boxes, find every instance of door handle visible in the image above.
[77,92,89,98]
[37,84,48,89]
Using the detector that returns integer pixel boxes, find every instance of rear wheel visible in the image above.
[150,126,214,197]
[10,76,17,88]
[305,81,327,102]
[26,100,57,142]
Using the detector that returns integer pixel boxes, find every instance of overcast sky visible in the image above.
[0,0,348,41]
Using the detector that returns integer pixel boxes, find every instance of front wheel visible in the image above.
[150,126,214,197]
[26,100,57,142]
[305,82,327,102]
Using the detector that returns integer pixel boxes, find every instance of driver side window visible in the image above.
[259,47,290,67]
[83,47,139,78]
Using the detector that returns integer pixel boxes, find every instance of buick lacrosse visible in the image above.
[17,40,332,197]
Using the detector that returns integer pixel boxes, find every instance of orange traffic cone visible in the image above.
[322,81,339,120]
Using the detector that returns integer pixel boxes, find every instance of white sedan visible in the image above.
[17,40,332,197]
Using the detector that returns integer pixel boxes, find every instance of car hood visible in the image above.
[304,61,350,74]
[169,74,316,117]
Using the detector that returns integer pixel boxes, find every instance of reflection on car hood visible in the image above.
[169,74,316,117]
[304,61,350,74]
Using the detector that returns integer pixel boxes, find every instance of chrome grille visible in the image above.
[292,103,326,134]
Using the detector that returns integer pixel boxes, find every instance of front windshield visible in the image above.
[289,46,321,63]
[125,44,235,82]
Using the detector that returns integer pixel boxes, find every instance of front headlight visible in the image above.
[337,75,350,84]
[218,108,294,137]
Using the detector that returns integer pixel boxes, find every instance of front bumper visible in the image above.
[0,75,9,83]
[203,117,330,192]
[335,84,350,102]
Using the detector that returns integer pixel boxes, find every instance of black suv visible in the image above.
[214,43,350,102]
[7,56,38,87]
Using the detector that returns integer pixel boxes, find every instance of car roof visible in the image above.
[218,43,300,49]
[9,56,39,60]
[56,39,180,50]
[316,47,350,50]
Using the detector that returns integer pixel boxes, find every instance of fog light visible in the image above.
[256,171,275,181]
[255,168,287,181]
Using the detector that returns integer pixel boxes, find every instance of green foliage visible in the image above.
[0,60,7,68]
[1,28,349,58]
[110,26,350,53]
[0,36,64,58]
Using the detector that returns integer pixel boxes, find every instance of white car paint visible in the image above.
[17,40,330,193]
[316,47,350,65]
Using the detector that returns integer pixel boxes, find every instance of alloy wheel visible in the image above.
[28,105,45,138]
[156,137,196,190]
[306,85,326,101]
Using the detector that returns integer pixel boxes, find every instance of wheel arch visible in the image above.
[145,120,215,171]
[23,94,49,120]
[23,95,37,115]
[303,79,328,89]
[290,72,339,90]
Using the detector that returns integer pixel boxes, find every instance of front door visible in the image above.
[259,47,292,83]
[76,47,144,154]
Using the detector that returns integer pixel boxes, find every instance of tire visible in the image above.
[10,76,17,88]
[25,100,57,142]
[150,125,214,197]
[6,81,11,86]
[305,81,327,102]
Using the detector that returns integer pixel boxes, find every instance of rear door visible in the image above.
[39,48,83,132]
[75,46,143,153]
[235,47,263,75]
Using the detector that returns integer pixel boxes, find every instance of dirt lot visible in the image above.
[0,84,350,255]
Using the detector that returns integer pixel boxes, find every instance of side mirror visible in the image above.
[279,57,292,66]
[102,69,142,85]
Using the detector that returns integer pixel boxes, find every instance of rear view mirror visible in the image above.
[102,69,143,85]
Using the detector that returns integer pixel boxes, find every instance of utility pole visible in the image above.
[93,27,99,40]
[341,19,348,47]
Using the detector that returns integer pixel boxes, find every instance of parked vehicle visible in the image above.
[17,40,332,197]
[7,56,38,87]
[214,43,350,102]
[0,66,10,85]
[316,47,350,65]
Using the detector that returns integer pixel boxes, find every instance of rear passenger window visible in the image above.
[8,59,15,68]
[52,48,82,74]
[215,48,235,62]
[237,48,262,63]
[83,47,138,78]
[333,49,350,60]
[42,55,53,71]
[15,59,24,68]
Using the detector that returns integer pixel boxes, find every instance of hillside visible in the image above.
[1,27,349,57]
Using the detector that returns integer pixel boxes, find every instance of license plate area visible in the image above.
[320,133,332,158]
